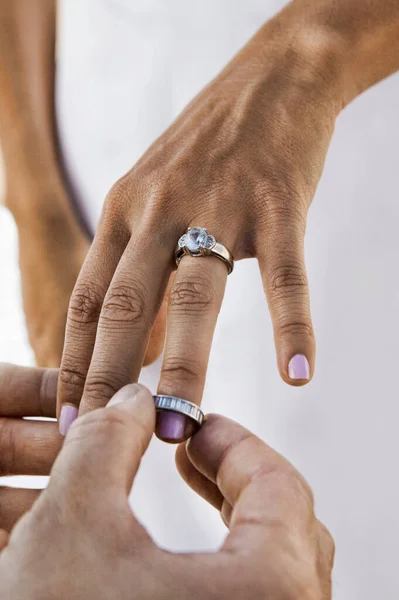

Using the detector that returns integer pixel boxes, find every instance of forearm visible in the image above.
[0,0,66,215]
[297,0,399,103]
[271,0,399,107]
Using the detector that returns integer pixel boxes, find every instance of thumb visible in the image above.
[49,384,155,499]
[185,415,315,551]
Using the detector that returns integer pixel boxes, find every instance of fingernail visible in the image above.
[59,405,78,436]
[155,411,196,444]
[288,354,310,380]
[107,383,143,408]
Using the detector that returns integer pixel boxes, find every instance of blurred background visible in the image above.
[0,164,33,366]
[0,160,45,491]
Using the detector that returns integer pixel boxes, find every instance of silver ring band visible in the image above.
[175,227,234,274]
[153,395,204,427]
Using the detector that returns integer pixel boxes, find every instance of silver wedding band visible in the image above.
[153,395,204,427]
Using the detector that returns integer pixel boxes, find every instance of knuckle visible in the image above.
[257,466,314,514]
[83,376,123,405]
[105,175,136,215]
[257,177,304,218]
[288,470,315,510]
[0,419,16,476]
[317,520,336,558]
[101,179,134,240]
[169,276,215,315]
[59,364,87,390]
[161,355,201,387]
[101,282,147,327]
[277,320,314,339]
[68,283,103,325]
[270,263,308,296]
[106,176,129,204]
[265,168,305,205]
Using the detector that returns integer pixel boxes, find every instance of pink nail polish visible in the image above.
[288,354,310,380]
[59,405,78,436]
[155,411,197,444]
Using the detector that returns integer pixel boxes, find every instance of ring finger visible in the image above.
[157,251,227,442]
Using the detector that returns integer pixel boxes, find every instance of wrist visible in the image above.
[230,16,348,121]
[237,0,399,119]
[4,169,83,235]
[271,0,399,108]
[1,116,59,175]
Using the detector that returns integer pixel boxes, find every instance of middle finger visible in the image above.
[79,233,172,414]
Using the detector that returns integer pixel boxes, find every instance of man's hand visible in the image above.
[0,364,62,533]
[0,364,334,600]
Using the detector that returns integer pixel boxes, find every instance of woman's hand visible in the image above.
[58,10,337,423]
[0,375,334,600]
[57,1,399,432]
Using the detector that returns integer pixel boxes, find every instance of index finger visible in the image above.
[185,414,315,550]
[0,364,58,418]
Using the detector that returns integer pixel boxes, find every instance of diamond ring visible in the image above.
[175,227,234,274]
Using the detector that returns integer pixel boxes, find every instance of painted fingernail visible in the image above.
[156,411,196,444]
[59,405,78,436]
[288,354,310,380]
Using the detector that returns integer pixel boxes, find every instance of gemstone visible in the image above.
[185,227,208,252]
[178,234,186,248]
[205,235,216,249]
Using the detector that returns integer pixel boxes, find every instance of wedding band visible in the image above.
[175,227,234,274]
[153,395,204,428]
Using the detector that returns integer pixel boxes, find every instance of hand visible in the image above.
[6,181,168,369]
[57,5,346,432]
[0,372,334,600]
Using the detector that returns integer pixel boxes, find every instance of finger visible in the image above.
[0,529,9,551]
[0,419,62,476]
[186,414,315,552]
[0,488,41,532]
[175,443,224,510]
[57,222,129,423]
[50,384,155,504]
[156,256,227,442]
[176,442,233,528]
[78,235,171,416]
[257,214,315,386]
[0,364,58,418]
